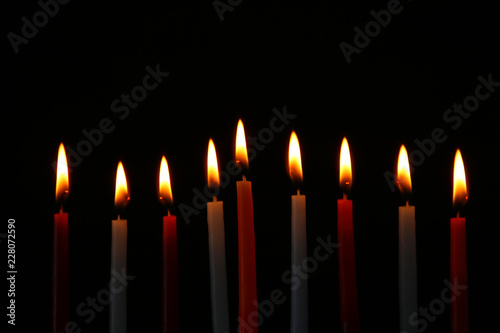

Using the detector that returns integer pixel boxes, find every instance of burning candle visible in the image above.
[111,161,129,333]
[235,119,258,333]
[451,149,469,333]
[207,139,230,333]
[288,131,308,333]
[53,143,70,333]
[159,156,179,333]
[396,145,418,333]
[337,137,360,333]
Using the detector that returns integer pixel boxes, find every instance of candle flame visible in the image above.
[114,161,129,211]
[235,119,249,170]
[159,156,173,206]
[453,149,468,209]
[288,131,303,186]
[55,143,69,203]
[339,137,352,194]
[397,145,412,199]
[207,139,220,192]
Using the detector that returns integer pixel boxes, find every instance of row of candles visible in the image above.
[52,119,469,333]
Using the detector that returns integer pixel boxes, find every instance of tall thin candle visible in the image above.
[451,149,469,333]
[159,156,179,333]
[235,119,258,333]
[397,145,418,333]
[111,161,129,333]
[53,143,69,333]
[288,131,307,333]
[337,137,359,333]
[207,139,230,333]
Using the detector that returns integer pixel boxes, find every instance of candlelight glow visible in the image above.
[397,145,412,197]
[288,131,303,185]
[208,139,220,191]
[159,156,173,205]
[55,143,69,203]
[339,137,352,193]
[114,161,129,210]
[235,119,249,170]
[453,149,468,208]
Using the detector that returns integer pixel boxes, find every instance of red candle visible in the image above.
[53,143,69,333]
[235,119,258,333]
[159,156,179,333]
[451,149,469,333]
[337,137,360,333]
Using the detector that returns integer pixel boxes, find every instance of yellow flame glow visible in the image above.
[55,143,69,202]
[288,131,303,185]
[339,137,352,193]
[207,139,220,190]
[159,156,173,205]
[114,161,129,209]
[235,119,248,170]
[397,145,412,196]
[453,149,468,208]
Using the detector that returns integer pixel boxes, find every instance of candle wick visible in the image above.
[406,200,409,206]
[343,193,347,200]
[59,206,64,214]
[117,214,120,220]
[297,189,300,196]
[242,174,246,181]
[456,211,460,218]
[167,210,171,216]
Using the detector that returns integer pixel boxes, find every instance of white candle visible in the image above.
[207,139,230,333]
[111,216,127,333]
[289,131,308,333]
[397,146,417,333]
[111,162,129,333]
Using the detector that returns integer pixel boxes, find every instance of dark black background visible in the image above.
[2,0,499,332]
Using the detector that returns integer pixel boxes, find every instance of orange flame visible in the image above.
[159,156,173,206]
[453,149,468,209]
[288,131,303,186]
[339,137,352,194]
[114,161,129,210]
[235,119,249,170]
[397,145,412,198]
[207,139,220,192]
[55,143,69,203]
